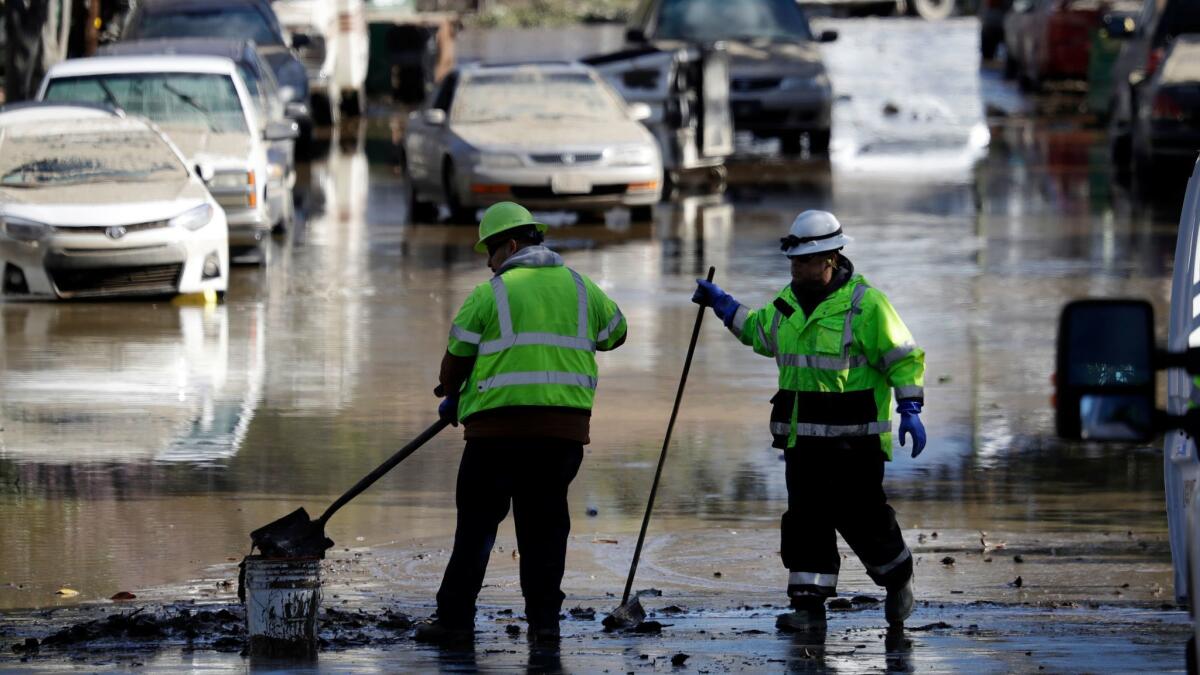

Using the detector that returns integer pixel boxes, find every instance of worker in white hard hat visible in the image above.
[692,209,927,632]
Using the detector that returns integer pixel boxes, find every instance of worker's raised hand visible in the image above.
[438,396,459,427]
[692,280,740,327]
[897,400,925,458]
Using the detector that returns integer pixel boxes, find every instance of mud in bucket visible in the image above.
[242,556,321,658]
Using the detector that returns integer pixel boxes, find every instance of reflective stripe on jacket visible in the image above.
[447,249,626,422]
[730,275,924,459]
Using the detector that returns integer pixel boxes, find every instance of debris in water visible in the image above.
[671,652,690,666]
[110,592,137,601]
[1011,576,1024,588]
[882,102,900,116]
[937,375,952,384]
[661,605,686,615]
[828,598,853,610]
[917,533,927,543]
[593,538,619,545]
[637,589,663,598]
[941,556,955,566]
[632,621,665,634]
[568,607,596,620]
[1014,555,1025,563]
[505,625,521,636]
[11,638,38,654]
[984,557,994,563]
[586,507,599,517]
[908,622,953,631]
[713,571,723,578]
[851,595,879,605]
[512,549,519,559]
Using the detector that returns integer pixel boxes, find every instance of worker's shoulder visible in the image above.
[852,277,897,309]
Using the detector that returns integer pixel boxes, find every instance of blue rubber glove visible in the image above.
[691,279,741,327]
[897,400,925,458]
[438,396,459,427]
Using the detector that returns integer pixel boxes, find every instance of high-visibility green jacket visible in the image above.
[729,273,924,459]
[446,247,626,422]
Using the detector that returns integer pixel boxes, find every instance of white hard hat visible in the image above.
[780,210,853,257]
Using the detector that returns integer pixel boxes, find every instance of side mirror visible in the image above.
[423,108,447,126]
[291,32,312,49]
[1055,299,1157,441]
[625,27,647,43]
[818,30,838,43]
[195,162,215,183]
[1102,13,1136,39]
[628,102,652,121]
[285,101,310,120]
[264,119,300,141]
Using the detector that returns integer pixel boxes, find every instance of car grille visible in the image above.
[51,219,169,235]
[529,152,604,165]
[214,192,251,211]
[511,184,628,199]
[732,77,782,92]
[50,264,182,296]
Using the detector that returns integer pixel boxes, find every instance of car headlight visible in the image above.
[608,146,656,166]
[1,215,49,243]
[209,170,251,190]
[475,153,523,169]
[781,73,830,90]
[169,204,214,231]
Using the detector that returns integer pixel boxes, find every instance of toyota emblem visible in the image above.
[105,226,127,240]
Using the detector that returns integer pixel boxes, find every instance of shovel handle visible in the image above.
[621,266,715,605]
[318,418,451,526]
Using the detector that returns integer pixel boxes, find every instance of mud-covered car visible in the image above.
[626,0,837,155]
[0,116,229,299]
[38,55,298,255]
[404,62,663,223]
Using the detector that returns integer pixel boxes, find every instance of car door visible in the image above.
[407,71,456,191]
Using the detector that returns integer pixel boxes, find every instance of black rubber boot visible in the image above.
[775,597,827,632]
[413,619,474,645]
[885,578,915,627]
[527,621,561,646]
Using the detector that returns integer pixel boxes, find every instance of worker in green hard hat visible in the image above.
[415,201,628,646]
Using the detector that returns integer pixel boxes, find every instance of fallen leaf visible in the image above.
[55,588,79,598]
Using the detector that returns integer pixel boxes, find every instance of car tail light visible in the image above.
[247,170,257,208]
[1146,46,1166,79]
[470,184,509,194]
[1152,91,1185,121]
[338,12,354,32]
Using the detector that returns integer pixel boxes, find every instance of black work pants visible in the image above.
[435,438,584,627]
[781,436,912,599]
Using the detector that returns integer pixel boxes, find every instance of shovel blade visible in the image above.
[249,507,334,559]
[602,596,646,631]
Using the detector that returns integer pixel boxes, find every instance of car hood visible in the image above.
[453,118,652,151]
[160,126,253,166]
[0,178,209,225]
[724,40,826,77]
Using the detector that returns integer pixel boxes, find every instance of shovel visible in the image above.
[604,266,715,630]
[249,418,451,559]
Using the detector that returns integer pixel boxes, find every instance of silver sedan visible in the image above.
[404,61,664,224]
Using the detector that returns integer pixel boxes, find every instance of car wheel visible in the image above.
[909,0,953,20]
[409,183,438,223]
[442,161,474,224]
[630,205,654,222]
[340,87,365,117]
[781,132,804,157]
[807,130,831,156]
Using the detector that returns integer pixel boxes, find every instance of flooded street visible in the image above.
[1,17,1192,672]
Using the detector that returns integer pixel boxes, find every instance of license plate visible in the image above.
[551,174,592,195]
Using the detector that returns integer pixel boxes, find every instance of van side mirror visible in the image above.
[264,120,300,141]
[818,30,838,43]
[625,27,647,43]
[1055,299,1157,441]
[195,162,215,183]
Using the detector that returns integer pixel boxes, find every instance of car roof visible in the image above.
[45,54,240,78]
[100,37,255,63]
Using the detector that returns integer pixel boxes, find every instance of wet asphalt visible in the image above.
[0,16,1194,673]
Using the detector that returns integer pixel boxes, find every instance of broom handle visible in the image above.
[621,266,715,604]
[318,418,451,526]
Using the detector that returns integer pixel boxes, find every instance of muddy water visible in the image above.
[0,19,1182,659]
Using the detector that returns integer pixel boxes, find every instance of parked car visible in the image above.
[0,115,228,299]
[1106,0,1200,167]
[1002,0,1114,91]
[38,55,298,255]
[121,0,313,135]
[626,0,836,156]
[1129,35,1200,183]
[0,100,124,122]
[100,38,299,228]
[404,62,663,223]
[270,0,369,120]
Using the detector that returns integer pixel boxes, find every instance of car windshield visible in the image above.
[453,71,626,124]
[43,73,249,134]
[0,127,186,188]
[136,7,282,46]
[654,0,814,42]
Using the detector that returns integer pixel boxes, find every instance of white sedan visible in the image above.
[0,115,229,299]
[404,61,663,223]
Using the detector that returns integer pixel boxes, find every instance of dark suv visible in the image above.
[626,0,836,155]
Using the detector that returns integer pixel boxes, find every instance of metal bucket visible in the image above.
[243,556,321,658]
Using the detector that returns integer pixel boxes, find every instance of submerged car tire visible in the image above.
[442,161,475,224]
[630,205,654,222]
[312,93,339,128]
[409,185,438,224]
[340,87,365,117]
[808,130,831,156]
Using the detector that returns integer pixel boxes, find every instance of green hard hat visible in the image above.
[474,201,547,253]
